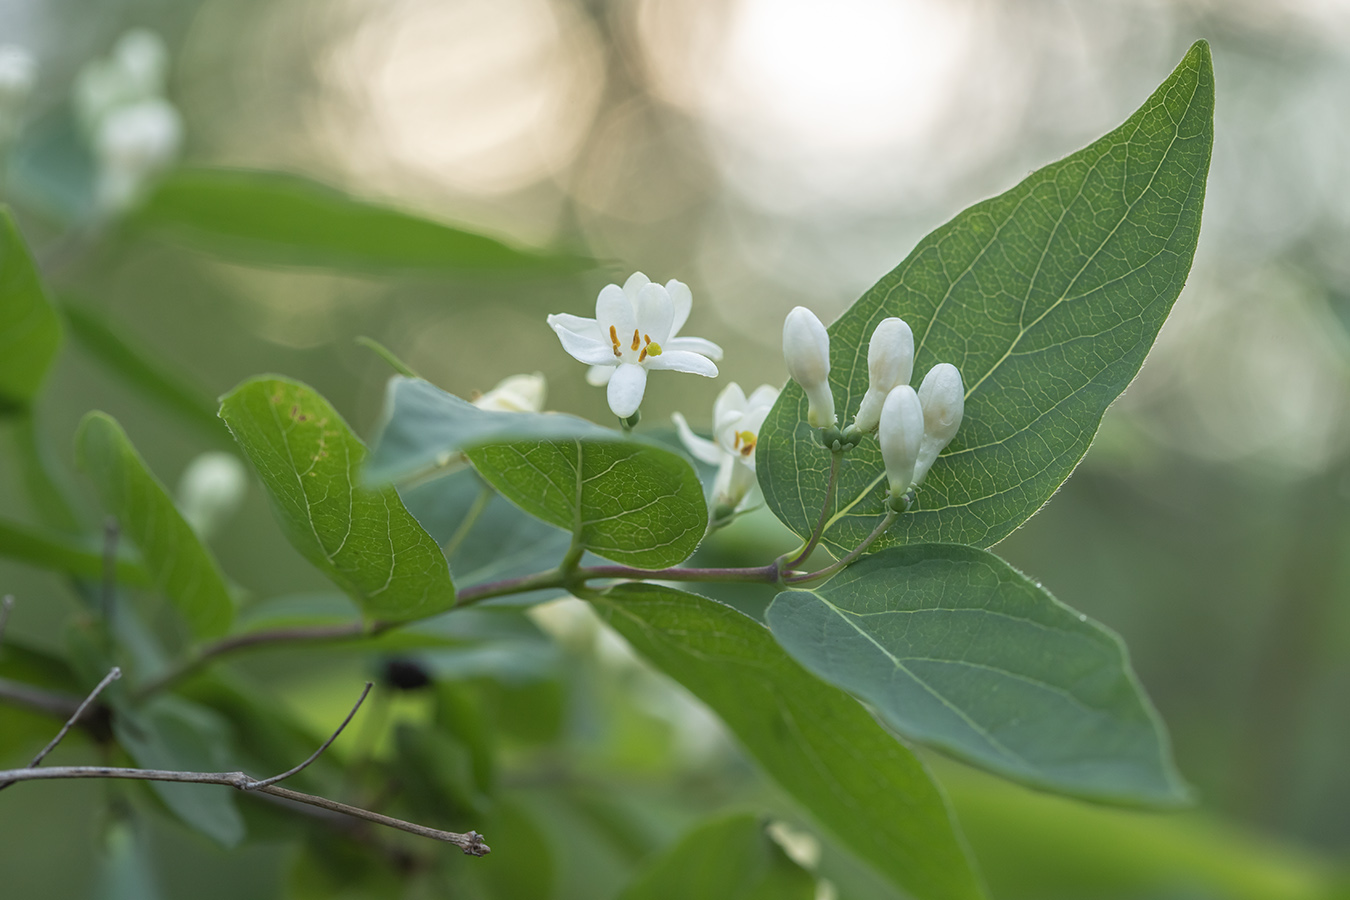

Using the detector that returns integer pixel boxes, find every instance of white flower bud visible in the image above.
[473,372,547,413]
[112,29,169,99]
[851,317,914,433]
[879,385,924,497]
[783,306,835,428]
[176,452,248,540]
[912,363,965,486]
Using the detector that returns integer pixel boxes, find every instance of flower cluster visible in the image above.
[545,276,964,519]
[75,29,182,215]
[783,307,965,506]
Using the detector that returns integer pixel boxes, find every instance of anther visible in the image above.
[631,329,641,352]
[610,325,622,357]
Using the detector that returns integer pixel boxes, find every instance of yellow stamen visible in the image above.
[631,329,641,352]
[609,325,622,358]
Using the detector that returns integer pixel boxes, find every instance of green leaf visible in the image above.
[135,167,590,274]
[466,439,708,569]
[594,584,984,900]
[365,376,611,485]
[756,42,1214,554]
[75,413,234,639]
[0,516,151,586]
[113,697,246,847]
[218,376,455,622]
[61,301,225,440]
[0,207,62,410]
[768,545,1187,806]
[616,813,815,900]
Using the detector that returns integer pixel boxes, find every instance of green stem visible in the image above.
[442,481,493,559]
[784,449,842,570]
[784,509,897,586]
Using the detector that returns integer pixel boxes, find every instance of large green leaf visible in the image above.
[466,439,708,569]
[767,545,1187,806]
[594,584,984,900]
[616,813,815,900]
[756,42,1214,555]
[0,208,62,410]
[75,413,234,639]
[135,167,589,274]
[218,377,455,622]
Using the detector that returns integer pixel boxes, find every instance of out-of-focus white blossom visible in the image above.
[176,451,248,540]
[472,372,547,413]
[852,317,914,433]
[783,306,835,428]
[0,46,37,145]
[94,97,182,213]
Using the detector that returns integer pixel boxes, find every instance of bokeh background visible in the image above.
[2,0,1350,897]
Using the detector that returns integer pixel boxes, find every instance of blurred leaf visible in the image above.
[234,592,359,632]
[218,377,455,623]
[434,682,495,796]
[395,722,489,819]
[75,413,234,639]
[466,440,708,569]
[769,545,1188,806]
[594,584,984,900]
[5,111,97,225]
[460,798,555,900]
[6,411,85,532]
[0,516,151,586]
[93,822,164,900]
[365,377,611,486]
[61,301,224,439]
[616,812,815,900]
[756,41,1215,554]
[0,207,62,410]
[399,469,572,590]
[135,167,590,274]
[113,697,245,848]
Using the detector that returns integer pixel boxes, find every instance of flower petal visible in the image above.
[606,363,648,418]
[645,349,718,377]
[549,316,617,366]
[665,336,723,361]
[666,279,693,336]
[548,313,602,341]
[636,282,674,345]
[586,364,614,386]
[747,384,780,411]
[596,284,636,340]
[672,412,725,466]
[622,272,650,304]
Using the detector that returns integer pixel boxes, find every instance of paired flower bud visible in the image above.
[913,363,965,486]
[879,385,924,501]
[852,317,914,434]
[782,306,835,428]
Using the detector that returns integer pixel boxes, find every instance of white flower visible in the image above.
[548,273,721,419]
[782,306,835,428]
[0,46,37,145]
[176,451,247,540]
[912,363,965,486]
[94,97,182,213]
[472,372,547,413]
[852,317,914,433]
[674,382,779,513]
[879,385,924,498]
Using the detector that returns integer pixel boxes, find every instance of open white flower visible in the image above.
[548,273,721,419]
[674,382,779,513]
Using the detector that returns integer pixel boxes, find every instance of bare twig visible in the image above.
[0,594,13,645]
[0,765,487,853]
[0,667,121,791]
[245,682,372,790]
[0,678,488,854]
[0,678,82,719]
[134,620,374,699]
